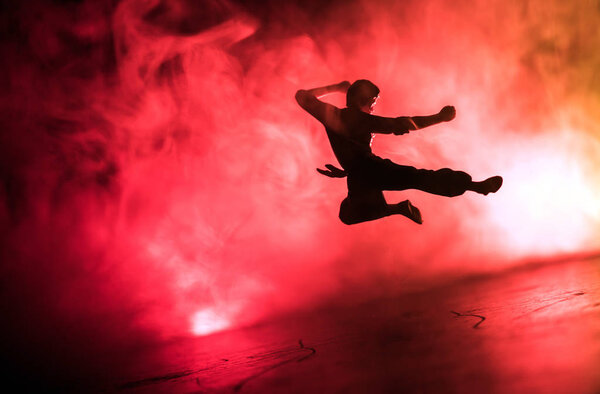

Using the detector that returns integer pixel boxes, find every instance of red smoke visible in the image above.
[1,0,599,386]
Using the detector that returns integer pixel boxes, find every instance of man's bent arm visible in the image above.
[295,81,350,127]
[296,81,350,100]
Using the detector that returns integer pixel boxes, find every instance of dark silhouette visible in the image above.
[295,80,502,225]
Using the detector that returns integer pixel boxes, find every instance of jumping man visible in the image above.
[295,79,503,225]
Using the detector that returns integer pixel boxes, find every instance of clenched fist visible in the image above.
[439,106,456,122]
[338,81,351,92]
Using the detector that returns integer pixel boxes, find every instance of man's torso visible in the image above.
[323,107,375,170]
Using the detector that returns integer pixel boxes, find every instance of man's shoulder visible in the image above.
[340,107,373,131]
[341,107,372,120]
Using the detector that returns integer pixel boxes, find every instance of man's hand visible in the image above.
[337,81,351,93]
[439,106,456,122]
[316,164,347,178]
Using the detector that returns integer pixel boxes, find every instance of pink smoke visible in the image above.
[1,0,599,385]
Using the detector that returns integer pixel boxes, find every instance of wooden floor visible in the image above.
[100,255,600,393]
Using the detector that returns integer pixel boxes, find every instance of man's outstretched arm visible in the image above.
[372,106,455,135]
[295,81,350,126]
[410,105,456,129]
[362,106,455,135]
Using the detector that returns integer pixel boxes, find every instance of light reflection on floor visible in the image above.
[109,255,600,393]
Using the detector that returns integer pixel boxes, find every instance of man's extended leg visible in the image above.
[410,169,503,196]
[369,158,502,197]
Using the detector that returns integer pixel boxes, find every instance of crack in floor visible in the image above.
[451,310,486,329]
[231,339,316,392]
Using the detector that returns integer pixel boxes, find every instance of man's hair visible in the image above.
[346,79,380,108]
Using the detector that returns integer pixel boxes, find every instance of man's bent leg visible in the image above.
[339,168,424,225]
[339,195,422,225]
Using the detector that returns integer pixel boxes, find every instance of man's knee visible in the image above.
[338,198,386,225]
[339,213,359,225]
[339,199,361,225]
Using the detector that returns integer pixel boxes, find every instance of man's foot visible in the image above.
[472,176,503,195]
[396,200,423,224]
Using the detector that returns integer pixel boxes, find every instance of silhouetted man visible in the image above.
[295,80,502,225]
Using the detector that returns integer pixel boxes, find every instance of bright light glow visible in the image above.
[191,308,230,336]
[485,131,600,256]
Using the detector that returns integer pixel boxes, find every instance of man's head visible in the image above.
[346,79,380,113]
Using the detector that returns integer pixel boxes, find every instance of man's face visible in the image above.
[360,95,379,114]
